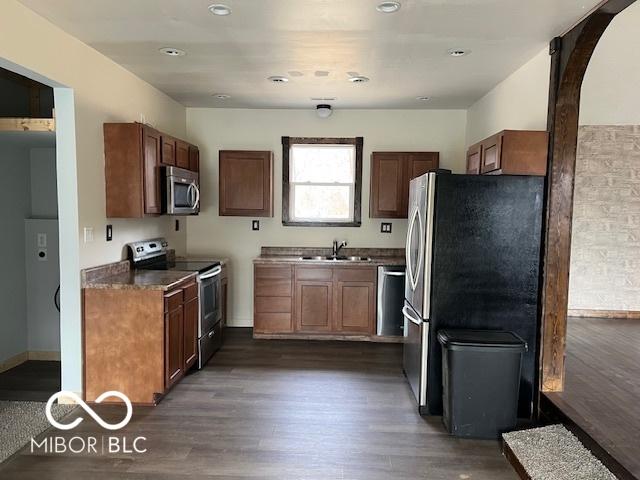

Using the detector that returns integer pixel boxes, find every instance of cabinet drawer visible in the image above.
[164,289,183,312]
[334,267,376,283]
[255,296,292,313]
[255,278,292,297]
[255,265,292,279]
[183,283,198,302]
[295,266,333,281]
[254,313,292,333]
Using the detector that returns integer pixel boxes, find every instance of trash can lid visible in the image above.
[437,329,527,351]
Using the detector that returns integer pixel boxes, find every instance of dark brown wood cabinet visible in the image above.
[467,130,548,176]
[84,278,198,405]
[254,264,376,337]
[219,150,273,217]
[104,123,200,218]
[370,152,439,218]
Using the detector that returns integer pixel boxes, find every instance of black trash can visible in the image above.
[437,329,527,439]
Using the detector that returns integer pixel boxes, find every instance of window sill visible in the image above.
[282,221,361,228]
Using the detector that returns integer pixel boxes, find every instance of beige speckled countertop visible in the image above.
[253,247,405,267]
[84,269,197,291]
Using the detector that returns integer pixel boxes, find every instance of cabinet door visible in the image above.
[189,145,200,173]
[295,281,333,332]
[183,298,198,370]
[370,153,405,218]
[466,143,482,174]
[219,150,273,217]
[335,281,375,334]
[176,140,190,169]
[480,134,503,174]
[407,152,439,180]
[165,306,183,389]
[142,126,162,215]
[161,135,176,166]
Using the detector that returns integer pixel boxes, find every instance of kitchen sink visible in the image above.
[298,255,372,262]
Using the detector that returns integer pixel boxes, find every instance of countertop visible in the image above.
[84,270,197,291]
[253,247,405,267]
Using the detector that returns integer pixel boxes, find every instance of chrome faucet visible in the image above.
[332,240,348,258]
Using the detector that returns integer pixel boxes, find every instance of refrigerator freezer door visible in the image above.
[402,302,429,411]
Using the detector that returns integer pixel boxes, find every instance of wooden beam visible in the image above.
[0,117,55,132]
[539,0,636,393]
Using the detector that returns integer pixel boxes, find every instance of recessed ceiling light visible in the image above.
[212,93,230,99]
[376,1,401,13]
[159,47,186,56]
[348,76,370,83]
[267,75,289,83]
[208,4,231,16]
[448,48,470,57]
[311,97,336,101]
[416,96,430,101]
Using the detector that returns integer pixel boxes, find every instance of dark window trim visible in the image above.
[282,136,363,227]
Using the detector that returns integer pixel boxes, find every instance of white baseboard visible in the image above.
[28,351,61,361]
[0,350,61,373]
[56,392,82,405]
[227,318,253,327]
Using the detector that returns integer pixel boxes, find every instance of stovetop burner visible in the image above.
[127,238,220,274]
[141,259,220,274]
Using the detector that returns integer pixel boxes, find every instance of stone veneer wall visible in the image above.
[568,125,640,311]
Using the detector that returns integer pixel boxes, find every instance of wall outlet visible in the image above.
[83,227,94,243]
[252,220,260,231]
[37,248,48,261]
[106,224,113,241]
[175,219,180,232]
[37,233,47,248]
[381,222,392,233]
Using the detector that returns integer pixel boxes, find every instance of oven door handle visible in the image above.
[199,266,222,280]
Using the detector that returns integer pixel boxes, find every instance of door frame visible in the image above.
[539,0,637,392]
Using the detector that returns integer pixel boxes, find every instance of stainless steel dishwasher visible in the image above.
[377,265,406,336]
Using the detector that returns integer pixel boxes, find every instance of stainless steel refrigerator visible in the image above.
[402,172,544,418]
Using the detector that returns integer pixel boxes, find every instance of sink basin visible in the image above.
[299,256,324,260]
[298,255,371,262]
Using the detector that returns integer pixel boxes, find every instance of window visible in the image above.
[282,137,363,226]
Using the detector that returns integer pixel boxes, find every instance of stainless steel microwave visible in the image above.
[164,166,200,215]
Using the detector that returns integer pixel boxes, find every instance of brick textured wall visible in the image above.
[568,125,640,311]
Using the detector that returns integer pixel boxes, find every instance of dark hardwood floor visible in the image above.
[0,361,61,402]
[544,317,640,479]
[0,329,515,479]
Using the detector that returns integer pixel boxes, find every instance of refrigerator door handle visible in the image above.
[405,206,424,292]
[383,271,405,277]
[402,306,422,326]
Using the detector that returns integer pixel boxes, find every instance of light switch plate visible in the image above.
[84,227,94,243]
[381,222,392,233]
[252,220,260,231]
[106,225,113,242]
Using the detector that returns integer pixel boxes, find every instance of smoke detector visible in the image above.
[316,104,333,118]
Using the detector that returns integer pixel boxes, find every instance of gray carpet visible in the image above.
[0,400,75,464]
[503,425,617,480]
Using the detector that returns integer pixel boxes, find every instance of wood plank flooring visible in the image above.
[0,329,516,479]
[0,361,61,402]
[544,317,640,479]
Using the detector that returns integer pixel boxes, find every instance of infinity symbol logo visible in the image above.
[45,391,133,431]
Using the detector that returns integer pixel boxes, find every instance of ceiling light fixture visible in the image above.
[416,96,430,101]
[376,1,401,13]
[448,48,470,57]
[348,76,370,83]
[208,4,232,16]
[212,93,230,99]
[268,75,289,83]
[159,47,186,56]
[316,104,333,118]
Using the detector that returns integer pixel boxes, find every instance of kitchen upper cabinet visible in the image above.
[104,123,200,218]
[105,123,162,218]
[219,150,274,217]
[176,139,190,169]
[189,145,200,173]
[370,151,439,218]
[161,135,176,166]
[466,142,482,174]
[468,130,548,176]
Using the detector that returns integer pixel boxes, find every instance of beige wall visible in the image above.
[186,108,467,326]
[0,0,187,270]
[465,48,550,147]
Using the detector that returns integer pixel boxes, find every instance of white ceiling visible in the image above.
[19,0,601,109]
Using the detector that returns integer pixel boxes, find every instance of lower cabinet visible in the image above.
[84,279,199,405]
[254,264,376,336]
